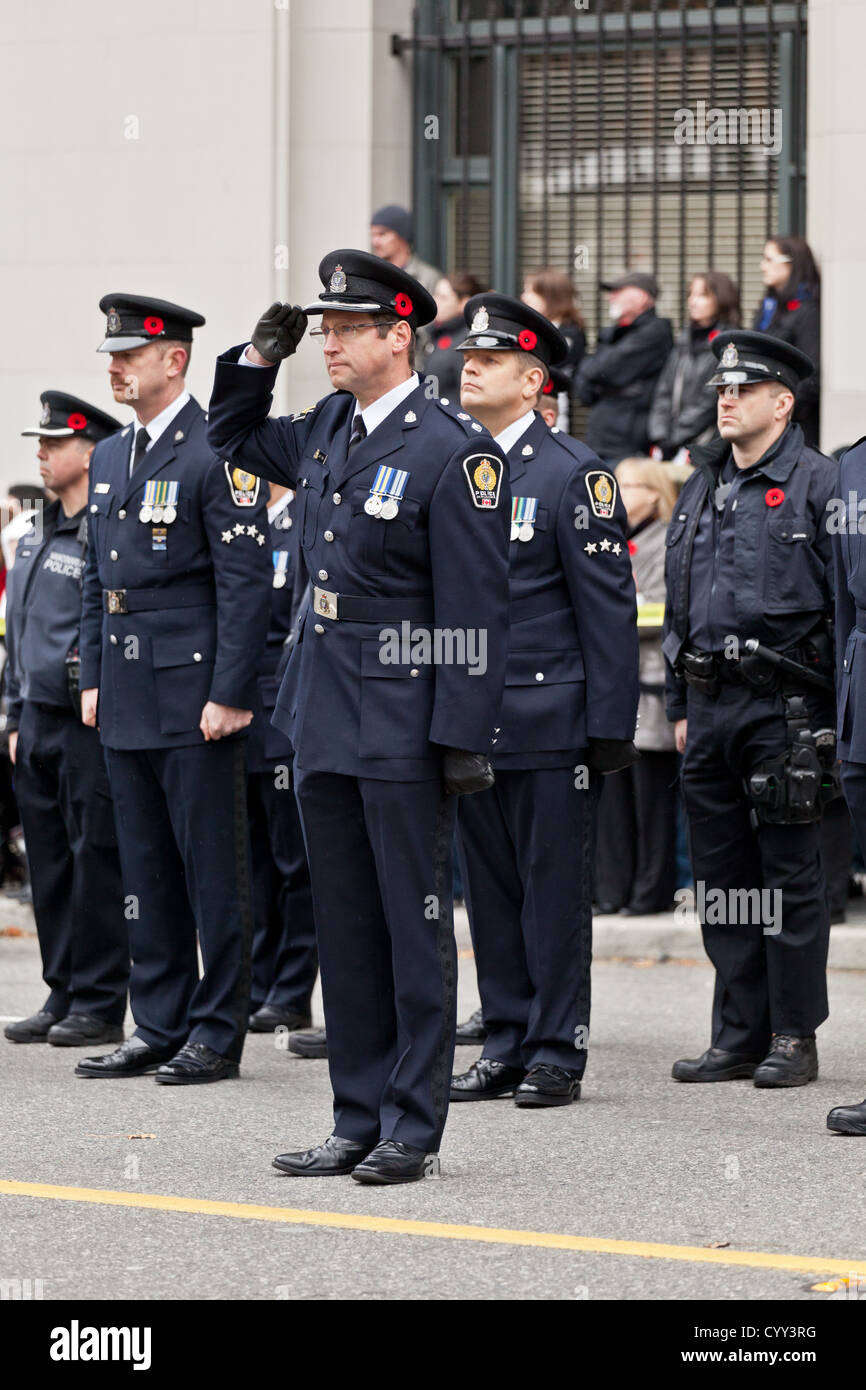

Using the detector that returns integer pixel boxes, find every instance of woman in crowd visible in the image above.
[594,458,685,916]
[648,270,740,463]
[521,267,586,429]
[753,234,821,446]
[423,271,484,403]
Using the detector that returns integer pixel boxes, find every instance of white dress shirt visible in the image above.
[129,390,190,474]
[495,409,535,454]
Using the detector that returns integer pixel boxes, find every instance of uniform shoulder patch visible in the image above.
[290,404,317,422]
[463,452,504,510]
[224,461,260,507]
[585,469,617,518]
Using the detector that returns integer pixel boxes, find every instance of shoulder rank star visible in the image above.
[612,541,622,556]
[221,530,233,544]
[599,537,612,551]
[233,522,245,535]
[584,542,597,555]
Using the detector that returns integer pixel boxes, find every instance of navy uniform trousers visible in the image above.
[104,739,254,1062]
[15,702,128,1023]
[681,684,830,1052]
[248,763,317,1015]
[457,767,599,1076]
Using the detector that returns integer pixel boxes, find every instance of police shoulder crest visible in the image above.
[224,461,260,507]
[585,469,617,518]
[463,452,503,509]
[290,404,317,422]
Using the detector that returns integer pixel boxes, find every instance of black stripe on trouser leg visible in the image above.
[429,788,458,1147]
[230,738,255,1059]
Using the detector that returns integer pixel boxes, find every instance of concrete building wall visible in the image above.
[0,0,414,486]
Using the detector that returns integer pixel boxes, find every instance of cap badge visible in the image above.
[106,308,121,334]
[721,342,739,368]
[471,305,489,333]
[40,402,51,426]
[329,264,347,294]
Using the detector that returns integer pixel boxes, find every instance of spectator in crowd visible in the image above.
[521,267,586,429]
[422,271,484,403]
[594,457,685,916]
[648,270,740,463]
[754,235,821,446]
[575,272,673,464]
[369,204,443,297]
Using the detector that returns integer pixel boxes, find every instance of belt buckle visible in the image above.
[105,589,127,615]
[313,586,338,621]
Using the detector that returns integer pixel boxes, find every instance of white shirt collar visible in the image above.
[267,490,293,524]
[495,409,536,456]
[352,374,419,438]
[134,390,191,453]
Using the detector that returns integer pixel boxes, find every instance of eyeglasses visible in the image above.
[308,322,395,343]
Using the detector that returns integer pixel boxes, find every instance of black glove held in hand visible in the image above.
[443,749,495,796]
[251,303,308,362]
[587,738,640,775]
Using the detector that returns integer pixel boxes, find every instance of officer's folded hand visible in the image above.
[81,688,99,729]
[200,701,253,741]
[250,303,308,364]
[443,749,495,796]
[587,738,640,775]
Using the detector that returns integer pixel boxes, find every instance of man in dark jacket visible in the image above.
[575,272,672,464]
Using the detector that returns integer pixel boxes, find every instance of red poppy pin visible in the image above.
[438,335,452,350]
[765,487,784,507]
[542,379,554,395]
[627,540,637,556]
[786,299,801,313]
[144,316,164,335]
[67,412,87,430]
[708,329,719,342]
[394,293,413,317]
[518,329,537,351]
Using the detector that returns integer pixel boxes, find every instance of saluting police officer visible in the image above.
[664,330,839,1088]
[75,295,272,1083]
[4,392,129,1048]
[448,295,639,1107]
[246,482,318,1033]
[208,250,511,1183]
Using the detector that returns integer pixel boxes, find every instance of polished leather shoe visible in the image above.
[514,1063,580,1107]
[672,1047,763,1083]
[455,1007,487,1044]
[155,1040,239,1084]
[248,1004,312,1033]
[47,1014,124,1047]
[450,1057,524,1100]
[272,1133,372,1176]
[4,1010,58,1043]
[288,1027,328,1058]
[75,1035,174,1077]
[351,1139,429,1185]
[827,1099,866,1135]
[752,1034,818,1088]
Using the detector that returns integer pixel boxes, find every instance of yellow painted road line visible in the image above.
[1,1179,864,1277]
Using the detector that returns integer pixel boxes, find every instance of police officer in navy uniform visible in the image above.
[75,295,272,1083]
[4,392,129,1047]
[448,295,639,1106]
[246,482,317,1032]
[664,330,838,1088]
[827,437,866,1133]
[208,249,511,1183]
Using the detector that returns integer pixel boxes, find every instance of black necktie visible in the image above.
[131,426,150,472]
[347,415,367,455]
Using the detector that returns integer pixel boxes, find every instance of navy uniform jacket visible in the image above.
[246,495,301,773]
[834,438,866,761]
[79,396,272,750]
[5,501,88,729]
[493,413,639,769]
[207,353,511,781]
[663,424,837,721]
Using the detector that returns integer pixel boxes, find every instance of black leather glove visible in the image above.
[251,303,308,363]
[587,738,641,775]
[443,749,495,796]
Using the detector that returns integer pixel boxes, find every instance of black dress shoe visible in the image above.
[450,1057,524,1100]
[75,1036,175,1077]
[272,1133,372,1175]
[155,1041,239,1084]
[514,1063,581,1107]
[288,1027,328,1058]
[4,1010,58,1043]
[455,1007,487,1044]
[351,1140,429,1185]
[827,1099,866,1135]
[672,1047,763,1083]
[752,1034,818,1088]
[47,1014,124,1047]
[248,1004,312,1033]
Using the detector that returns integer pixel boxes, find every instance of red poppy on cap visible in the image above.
[786,299,801,313]
[542,379,554,395]
[765,488,784,507]
[437,335,452,350]
[67,413,87,430]
[708,329,719,342]
[394,293,413,318]
[518,329,537,351]
[144,316,164,335]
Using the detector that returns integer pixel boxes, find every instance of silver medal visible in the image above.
[380,498,399,520]
[139,505,153,523]
[163,505,177,524]
[510,523,520,541]
[273,571,287,588]
[152,505,165,523]
[518,522,534,542]
[364,495,383,516]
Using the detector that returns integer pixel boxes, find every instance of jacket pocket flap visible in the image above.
[152,636,214,669]
[505,648,584,686]
[768,515,814,543]
[361,639,435,678]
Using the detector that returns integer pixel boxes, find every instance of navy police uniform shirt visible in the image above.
[207,356,512,781]
[79,396,272,749]
[5,501,88,726]
[246,493,302,773]
[492,412,639,767]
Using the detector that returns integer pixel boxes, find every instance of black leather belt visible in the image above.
[103,585,216,614]
[311,586,434,623]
